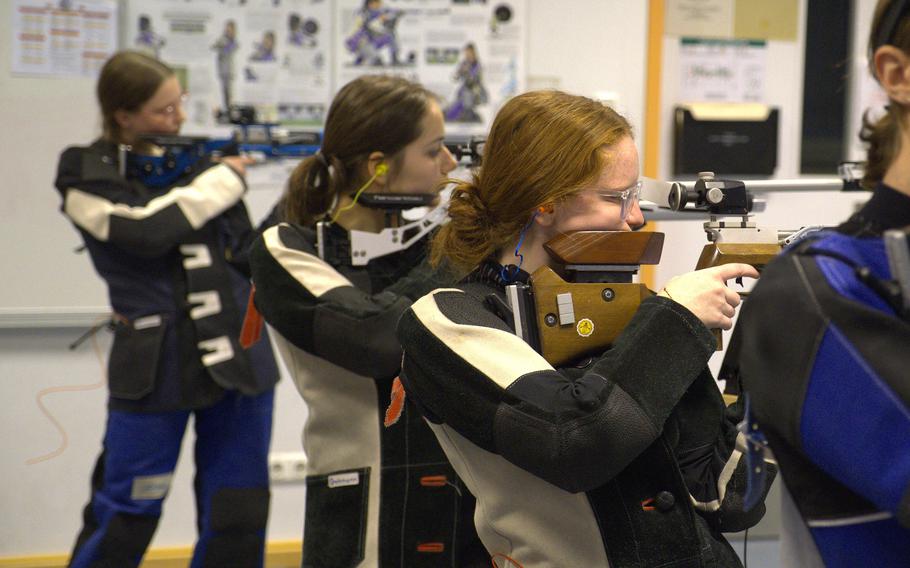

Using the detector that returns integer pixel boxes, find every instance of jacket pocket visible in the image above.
[302,468,370,568]
[107,314,166,400]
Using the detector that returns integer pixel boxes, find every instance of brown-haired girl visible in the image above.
[248,75,488,567]
[54,50,279,567]
[397,90,770,567]
[729,1,910,566]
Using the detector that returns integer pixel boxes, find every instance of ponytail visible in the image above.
[284,153,349,225]
[431,179,499,272]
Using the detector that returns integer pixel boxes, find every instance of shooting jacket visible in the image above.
[396,261,773,567]
[248,222,487,568]
[729,184,910,568]
[54,139,278,412]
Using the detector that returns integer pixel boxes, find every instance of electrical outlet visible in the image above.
[268,452,308,483]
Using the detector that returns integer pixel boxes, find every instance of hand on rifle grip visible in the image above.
[659,263,759,331]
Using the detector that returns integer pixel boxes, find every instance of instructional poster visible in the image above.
[125,0,332,130]
[678,37,766,103]
[334,0,526,135]
[11,0,118,77]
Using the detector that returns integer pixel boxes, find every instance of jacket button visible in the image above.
[655,491,675,512]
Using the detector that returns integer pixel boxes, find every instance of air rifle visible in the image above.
[664,171,826,275]
[318,199,448,267]
[123,106,322,188]
[497,231,664,366]
[445,135,485,168]
[641,166,865,347]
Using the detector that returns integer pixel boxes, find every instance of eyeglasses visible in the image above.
[151,93,189,117]
[595,180,642,219]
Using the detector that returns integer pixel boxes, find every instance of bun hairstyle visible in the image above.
[283,75,436,225]
[97,51,174,144]
[431,90,632,273]
[862,0,910,188]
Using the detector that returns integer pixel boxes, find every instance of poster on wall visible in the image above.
[678,37,766,103]
[11,0,118,77]
[125,0,332,131]
[333,0,526,135]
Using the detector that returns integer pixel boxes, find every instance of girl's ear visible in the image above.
[874,45,910,104]
[366,151,388,188]
[534,204,555,227]
[114,109,133,131]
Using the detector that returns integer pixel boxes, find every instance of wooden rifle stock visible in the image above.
[515,231,663,366]
[694,242,780,272]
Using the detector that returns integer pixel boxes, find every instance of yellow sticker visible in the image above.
[576,318,594,337]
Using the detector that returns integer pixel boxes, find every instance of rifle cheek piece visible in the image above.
[504,231,664,366]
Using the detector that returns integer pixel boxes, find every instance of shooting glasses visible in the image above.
[596,180,642,220]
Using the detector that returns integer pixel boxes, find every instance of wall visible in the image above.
[0,0,650,557]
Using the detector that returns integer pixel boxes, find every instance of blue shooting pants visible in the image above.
[68,389,274,568]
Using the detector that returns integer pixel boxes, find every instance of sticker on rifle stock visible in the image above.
[576,318,594,337]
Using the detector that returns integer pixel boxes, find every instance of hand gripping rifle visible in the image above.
[496,231,664,366]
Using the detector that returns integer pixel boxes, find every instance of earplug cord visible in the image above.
[500,210,539,283]
[330,163,387,223]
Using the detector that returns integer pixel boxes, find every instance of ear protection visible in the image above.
[329,161,387,223]
[537,205,553,214]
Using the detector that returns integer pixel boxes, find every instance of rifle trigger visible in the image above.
[735,276,744,287]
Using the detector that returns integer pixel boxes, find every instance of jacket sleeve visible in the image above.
[669,379,777,533]
[397,288,717,494]
[55,146,245,257]
[221,199,285,278]
[249,223,446,378]
[738,250,910,528]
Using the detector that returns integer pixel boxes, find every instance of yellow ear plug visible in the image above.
[330,162,387,223]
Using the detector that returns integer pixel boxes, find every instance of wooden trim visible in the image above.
[644,0,665,180]
[640,0,665,289]
[0,540,302,568]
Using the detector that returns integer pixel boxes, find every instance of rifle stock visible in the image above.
[532,267,655,365]
[694,242,781,272]
[509,231,663,366]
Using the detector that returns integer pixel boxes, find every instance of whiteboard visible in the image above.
[0,9,111,327]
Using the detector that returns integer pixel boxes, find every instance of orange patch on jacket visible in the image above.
[240,286,264,349]
[384,377,406,427]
